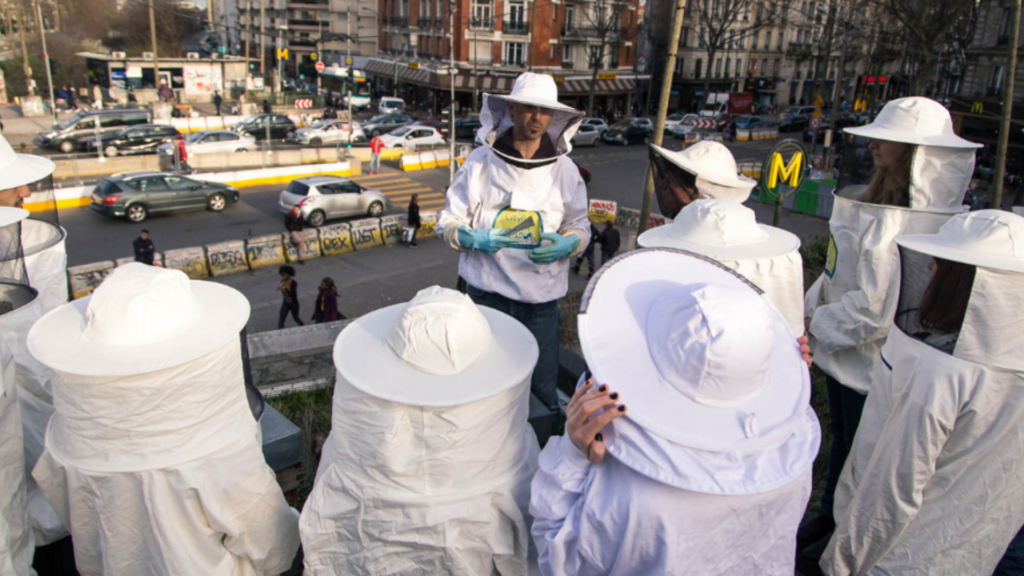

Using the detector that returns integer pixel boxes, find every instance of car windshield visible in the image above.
[240,116,262,125]
[310,120,334,130]
[95,179,120,195]
[55,113,86,130]
[186,132,208,143]
[667,114,683,121]
[390,127,412,136]
[682,116,696,125]
[286,181,310,196]
[369,115,389,124]
[610,120,632,130]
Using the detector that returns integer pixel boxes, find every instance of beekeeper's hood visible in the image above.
[0,134,54,191]
[893,210,1024,372]
[577,249,819,495]
[478,72,585,164]
[649,143,758,216]
[638,199,805,335]
[843,97,981,211]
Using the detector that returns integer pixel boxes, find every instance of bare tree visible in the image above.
[692,0,774,108]
[108,0,204,56]
[571,0,638,117]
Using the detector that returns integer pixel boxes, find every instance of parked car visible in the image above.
[453,115,483,139]
[779,115,811,132]
[278,176,386,226]
[634,118,655,132]
[288,120,366,147]
[570,123,602,147]
[780,105,819,122]
[89,171,240,223]
[362,113,414,137]
[38,109,152,153]
[411,119,449,138]
[601,118,653,146]
[87,124,182,157]
[734,115,763,129]
[380,126,446,149]
[230,114,297,140]
[803,114,859,142]
[378,97,406,114]
[663,113,687,134]
[712,113,733,131]
[670,114,703,139]
[582,117,610,135]
[157,129,258,157]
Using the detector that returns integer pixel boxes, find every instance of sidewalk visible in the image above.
[0,106,82,136]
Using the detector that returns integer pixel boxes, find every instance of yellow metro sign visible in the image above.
[276,48,289,60]
[759,139,809,197]
[767,150,803,188]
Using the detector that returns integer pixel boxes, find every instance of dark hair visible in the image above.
[916,258,976,335]
[279,265,296,277]
[605,221,614,228]
[140,229,149,234]
[411,194,418,202]
[322,277,338,294]
[864,144,915,207]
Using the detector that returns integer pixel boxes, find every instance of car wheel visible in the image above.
[367,201,383,217]
[643,135,651,145]
[594,137,601,147]
[104,145,119,157]
[621,139,628,147]
[307,210,326,227]
[235,148,248,153]
[207,193,226,212]
[310,137,322,147]
[59,140,76,154]
[125,204,147,223]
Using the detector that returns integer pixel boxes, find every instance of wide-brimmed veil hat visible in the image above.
[650,142,757,202]
[844,97,982,149]
[333,286,539,407]
[896,209,1024,273]
[577,248,818,494]
[639,199,800,258]
[479,72,585,160]
[27,263,250,376]
[0,133,56,190]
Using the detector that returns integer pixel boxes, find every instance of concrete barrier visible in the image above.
[418,211,438,239]
[247,234,287,269]
[163,246,210,279]
[349,218,383,250]
[319,222,354,256]
[435,149,451,167]
[588,199,618,225]
[206,240,250,277]
[379,214,408,245]
[616,207,672,232]
[285,230,322,262]
[400,153,422,172]
[420,151,438,169]
[115,253,164,267]
[67,261,115,299]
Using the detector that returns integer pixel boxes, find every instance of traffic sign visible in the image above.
[408,62,419,69]
[597,73,616,81]
[345,56,353,66]
[810,116,822,129]
[812,107,822,117]
[814,96,824,108]
[295,99,313,108]
[315,61,325,72]
[311,52,318,61]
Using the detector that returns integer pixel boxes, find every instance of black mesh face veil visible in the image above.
[895,244,976,354]
[0,216,36,316]
[649,145,700,220]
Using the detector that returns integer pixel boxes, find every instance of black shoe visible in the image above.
[571,266,580,275]
[795,531,832,576]
[587,273,593,280]
[797,514,835,551]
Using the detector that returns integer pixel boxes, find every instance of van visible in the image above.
[378,97,406,115]
[38,109,153,153]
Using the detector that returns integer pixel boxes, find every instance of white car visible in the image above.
[570,124,602,147]
[582,117,609,135]
[663,113,687,134]
[379,126,446,149]
[670,114,702,139]
[156,129,257,157]
[379,97,406,114]
[288,120,366,147]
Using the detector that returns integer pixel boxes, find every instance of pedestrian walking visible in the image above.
[157,81,173,103]
[311,277,341,323]
[213,91,223,116]
[262,99,272,114]
[127,87,137,105]
[407,194,420,247]
[598,221,620,266]
[285,207,305,263]
[66,87,77,111]
[92,84,103,110]
[132,230,155,265]
[277,265,304,329]
[368,134,385,175]
[571,222,600,278]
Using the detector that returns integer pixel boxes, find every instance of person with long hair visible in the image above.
[277,265,304,329]
[799,97,981,565]
[312,277,341,323]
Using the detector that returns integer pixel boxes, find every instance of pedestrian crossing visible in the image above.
[351,174,448,212]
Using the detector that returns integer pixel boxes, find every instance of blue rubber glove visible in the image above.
[458,226,517,255]
[529,232,581,265]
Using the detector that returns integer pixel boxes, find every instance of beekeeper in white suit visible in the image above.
[640,141,804,336]
[436,72,590,432]
[27,263,300,575]
[798,97,981,559]
[0,207,37,576]
[531,249,819,576]
[0,133,71,548]
[300,286,540,574]
[821,210,1024,575]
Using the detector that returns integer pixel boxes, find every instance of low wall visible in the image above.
[736,126,780,141]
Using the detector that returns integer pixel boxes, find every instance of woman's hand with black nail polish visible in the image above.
[566,378,628,465]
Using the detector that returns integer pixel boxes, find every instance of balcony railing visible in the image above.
[503,20,528,34]
[788,42,812,58]
[561,25,628,40]
[288,18,323,27]
[389,16,409,27]
[417,17,432,28]
[501,60,527,68]
[287,0,328,6]
[561,60,574,69]
[470,17,494,30]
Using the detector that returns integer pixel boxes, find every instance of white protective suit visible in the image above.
[804,144,975,392]
[0,293,33,576]
[435,82,590,304]
[22,219,69,312]
[822,211,1024,575]
[31,337,301,576]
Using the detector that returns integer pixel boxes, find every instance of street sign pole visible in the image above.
[37,2,56,124]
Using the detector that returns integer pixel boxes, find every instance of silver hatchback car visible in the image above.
[278,176,386,227]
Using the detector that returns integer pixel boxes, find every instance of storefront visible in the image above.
[79,52,256,103]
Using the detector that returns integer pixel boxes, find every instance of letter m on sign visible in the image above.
[768,152,802,189]
[277,48,289,60]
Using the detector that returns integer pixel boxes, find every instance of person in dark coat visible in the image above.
[132,230,155,265]
[285,207,305,263]
[598,221,620,266]
[277,265,304,329]
[214,91,223,116]
[408,194,421,247]
[262,99,272,114]
[572,222,601,279]
[312,277,342,323]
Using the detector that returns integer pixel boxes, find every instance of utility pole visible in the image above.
[637,0,685,235]
[18,1,31,96]
[149,0,160,91]
[36,1,54,122]
[449,0,456,183]
[827,7,845,167]
[259,0,265,90]
[207,0,213,31]
[994,0,1021,210]
[244,0,251,92]
[346,7,352,123]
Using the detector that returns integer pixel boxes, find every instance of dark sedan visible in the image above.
[453,115,483,139]
[230,114,297,140]
[779,115,811,132]
[362,113,414,137]
[90,171,240,223]
[600,118,653,146]
[87,124,182,157]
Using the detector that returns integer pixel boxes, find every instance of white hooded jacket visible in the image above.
[0,323,33,576]
[436,74,591,304]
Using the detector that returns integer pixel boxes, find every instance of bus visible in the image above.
[319,67,372,111]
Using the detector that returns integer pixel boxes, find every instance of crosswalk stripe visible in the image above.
[355,178,411,186]
[381,187,435,196]
[376,183,429,192]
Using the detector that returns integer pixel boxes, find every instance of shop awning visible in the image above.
[558,78,636,96]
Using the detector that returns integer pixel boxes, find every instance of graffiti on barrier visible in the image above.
[165,255,209,279]
[247,241,285,268]
[209,249,246,268]
[321,234,353,256]
[616,207,671,232]
[69,265,114,299]
[352,227,382,250]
